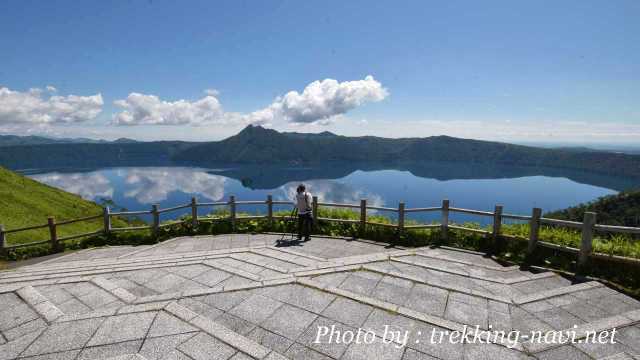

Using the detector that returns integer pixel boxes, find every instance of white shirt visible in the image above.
[295,192,312,215]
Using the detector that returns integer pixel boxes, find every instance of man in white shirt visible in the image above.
[295,184,313,241]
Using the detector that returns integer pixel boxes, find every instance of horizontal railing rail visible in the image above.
[4,239,52,250]
[501,213,532,221]
[110,225,152,232]
[234,200,268,205]
[317,202,360,209]
[1,195,639,270]
[56,214,103,226]
[196,201,228,207]
[156,204,192,214]
[540,217,583,229]
[3,223,50,234]
[595,224,640,235]
[111,210,152,216]
[449,207,494,217]
[366,206,398,212]
[404,207,441,213]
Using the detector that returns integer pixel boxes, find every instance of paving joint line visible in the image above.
[116,236,193,259]
[164,302,281,359]
[391,257,523,285]
[265,245,328,262]
[136,311,160,354]
[524,313,640,353]
[361,264,512,303]
[412,251,520,272]
[1,255,264,285]
[291,264,362,277]
[513,282,603,305]
[292,278,531,353]
[227,254,290,274]
[246,248,316,267]
[202,260,262,282]
[14,326,47,359]
[1,246,264,277]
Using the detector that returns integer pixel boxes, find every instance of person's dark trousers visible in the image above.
[297,213,312,241]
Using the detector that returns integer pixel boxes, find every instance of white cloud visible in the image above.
[0,86,103,125]
[111,76,388,126]
[112,93,234,126]
[245,75,388,125]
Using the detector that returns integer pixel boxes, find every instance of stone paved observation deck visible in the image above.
[1,234,639,360]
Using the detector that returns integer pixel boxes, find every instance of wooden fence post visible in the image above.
[103,206,111,235]
[360,199,367,236]
[398,202,405,231]
[229,196,236,232]
[191,197,198,230]
[492,205,503,253]
[48,216,59,253]
[312,196,319,230]
[267,195,273,228]
[0,224,6,258]
[578,212,596,274]
[441,199,449,242]
[152,204,160,237]
[526,207,542,263]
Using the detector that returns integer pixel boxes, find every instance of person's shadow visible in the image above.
[274,239,304,247]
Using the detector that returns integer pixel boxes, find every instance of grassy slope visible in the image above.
[0,166,124,245]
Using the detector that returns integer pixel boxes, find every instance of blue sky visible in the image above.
[0,0,638,144]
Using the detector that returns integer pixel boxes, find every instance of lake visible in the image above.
[21,162,630,225]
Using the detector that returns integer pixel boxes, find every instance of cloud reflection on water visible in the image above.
[279,179,384,208]
[32,172,113,201]
[31,167,228,204]
[29,167,385,210]
[123,167,227,203]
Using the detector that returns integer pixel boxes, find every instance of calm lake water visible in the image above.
[22,162,628,225]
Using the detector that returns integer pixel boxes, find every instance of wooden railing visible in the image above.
[1,196,639,271]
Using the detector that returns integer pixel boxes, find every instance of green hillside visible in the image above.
[546,190,640,227]
[0,166,123,246]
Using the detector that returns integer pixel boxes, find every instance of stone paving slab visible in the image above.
[1,234,639,359]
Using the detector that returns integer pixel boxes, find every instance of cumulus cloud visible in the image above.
[112,93,233,126]
[111,76,388,126]
[245,75,388,125]
[0,86,103,125]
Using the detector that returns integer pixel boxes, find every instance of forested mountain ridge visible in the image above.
[0,135,138,147]
[172,125,640,179]
[0,141,193,169]
[1,125,640,181]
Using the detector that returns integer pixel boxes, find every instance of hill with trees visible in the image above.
[546,190,640,227]
[1,125,640,181]
[173,125,640,180]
